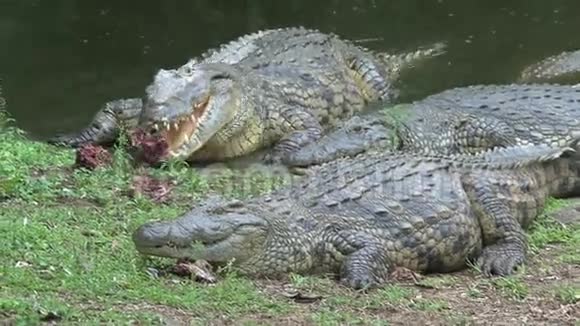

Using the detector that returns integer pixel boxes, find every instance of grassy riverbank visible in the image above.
[1,113,578,325]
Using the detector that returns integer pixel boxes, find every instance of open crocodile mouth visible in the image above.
[150,95,210,157]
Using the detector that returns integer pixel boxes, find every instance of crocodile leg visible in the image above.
[48,98,143,147]
[335,233,391,289]
[264,108,324,164]
[282,131,368,167]
[280,110,522,166]
[466,178,528,276]
[282,114,394,167]
[394,114,520,155]
[452,116,520,154]
[370,42,447,101]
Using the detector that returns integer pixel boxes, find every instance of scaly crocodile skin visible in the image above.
[48,27,445,165]
[133,142,580,289]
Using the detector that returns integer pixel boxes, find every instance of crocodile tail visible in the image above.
[349,56,395,102]
[460,142,577,169]
[47,98,142,148]
[517,50,580,83]
[359,42,446,102]
[375,42,447,75]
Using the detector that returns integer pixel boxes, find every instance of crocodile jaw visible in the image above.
[140,63,241,161]
[132,206,268,264]
[146,94,212,158]
[165,89,240,160]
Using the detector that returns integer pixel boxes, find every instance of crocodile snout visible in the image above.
[132,221,173,250]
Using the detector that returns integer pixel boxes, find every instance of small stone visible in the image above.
[15,261,31,268]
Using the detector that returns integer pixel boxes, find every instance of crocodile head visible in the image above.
[139,63,242,160]
[132,197,269,265]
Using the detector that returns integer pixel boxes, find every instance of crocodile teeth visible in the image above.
[173,122,179,130]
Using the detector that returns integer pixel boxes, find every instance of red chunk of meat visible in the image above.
[75,144,113,170]
[129,129,169,165]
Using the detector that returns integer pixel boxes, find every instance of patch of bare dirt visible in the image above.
[411,247,579,325]
[31,249,580,326]
[233,243,579,325]
[76,300,196,325]
[130,243,578,325]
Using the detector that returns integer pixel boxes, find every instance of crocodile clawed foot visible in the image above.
[477,244,526,277]
[262,151,285,165]
[340,273,378,291]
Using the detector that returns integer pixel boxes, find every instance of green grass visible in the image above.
[0,119,292,324]
[528,198,580,264]
[409,298,449,312]
[491,276,529,300]
[554,284,580,304]
[415,275,457,289]
[1,111,579,324]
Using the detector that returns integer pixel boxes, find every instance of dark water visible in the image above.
[1,0,580,139]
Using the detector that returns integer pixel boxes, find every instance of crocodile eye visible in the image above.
[226,199,244,208]
[351,125,363,132]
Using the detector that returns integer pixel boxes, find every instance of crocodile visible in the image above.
[132,142,580,289]
[518,49,580,84]
[283,83,580,166]
[48,27,445,164]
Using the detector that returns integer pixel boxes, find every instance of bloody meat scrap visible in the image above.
[74,144,113,170]
[129,129,169,165]
[130,174,174,203]
[171,259,217,283]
